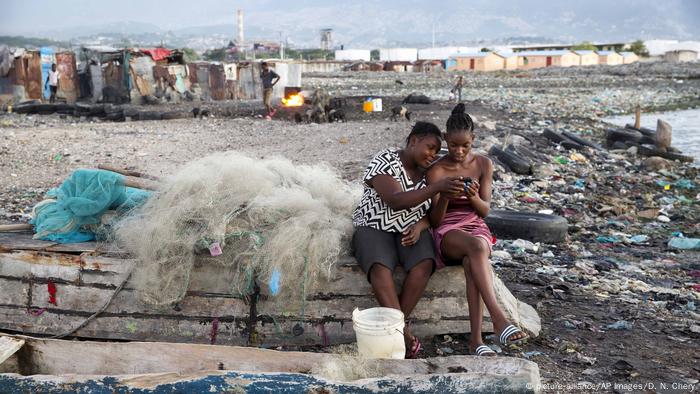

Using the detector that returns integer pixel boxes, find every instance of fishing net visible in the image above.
[31,169,151,243]
[113,151,361,307]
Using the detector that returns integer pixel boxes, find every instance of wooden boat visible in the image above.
[0,231,540,346]
[0,334,541,393]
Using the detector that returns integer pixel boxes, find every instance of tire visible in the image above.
[561,131,603,150]
[161,111,193,120]
[137,111,162,121]
[542,128,569,144]
[488,146,532,175]
[485,209,568,243]
[35,103,57,115]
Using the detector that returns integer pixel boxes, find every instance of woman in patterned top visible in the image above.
[427,104,529,357]
[352,121,464,358]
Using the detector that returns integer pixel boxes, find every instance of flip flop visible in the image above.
[498,324,529,347]
[474,344,496,357]
[406,336,422,359]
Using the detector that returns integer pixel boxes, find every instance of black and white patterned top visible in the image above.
[352,149,431,233]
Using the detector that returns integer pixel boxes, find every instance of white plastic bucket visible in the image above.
[352,307,405,359]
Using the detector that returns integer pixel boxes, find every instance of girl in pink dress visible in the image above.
[427,103,528,356]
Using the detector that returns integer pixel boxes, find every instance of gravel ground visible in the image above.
[1,61,699,390]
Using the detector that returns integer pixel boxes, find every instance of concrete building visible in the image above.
[418,47,474,60]
[664,50,698,63]
[413,59,444,73]
[620,52,639,64]
[447,52,506,72]
[597,51,623,65]
[645,40,700,57]
[573,50,599,66]
[334,49,371,62]
[497,51,518,70]
[516,50,579,70]
[379,48,418,62]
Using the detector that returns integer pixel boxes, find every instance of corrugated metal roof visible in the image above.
[573,50,595,55]
[596,51,619,56]
[619,51,637,57]
[449,52,502,58]
[516,50,574,57]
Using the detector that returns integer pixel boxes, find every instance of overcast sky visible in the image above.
[3,0,699,43]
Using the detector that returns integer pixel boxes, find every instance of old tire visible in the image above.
[137,111,162,121]
[485,209,568,243]
[488,146,532,175]
[161,111,193,120]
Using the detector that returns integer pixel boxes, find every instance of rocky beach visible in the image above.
[1,61,699,389]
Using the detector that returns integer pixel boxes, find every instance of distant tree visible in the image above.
[629,40,649,57]
[571,41,596,51]
[202,47,227,61]
[370,49,379,61]
[480,47,492,52]
[182,47,199,62]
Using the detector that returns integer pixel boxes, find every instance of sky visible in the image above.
[2,0,699,45]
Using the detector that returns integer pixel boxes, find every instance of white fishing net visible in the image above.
[113,151,361,307]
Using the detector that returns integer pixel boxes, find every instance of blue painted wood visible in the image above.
[0,371,533,394]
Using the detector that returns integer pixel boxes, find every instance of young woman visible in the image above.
[352,121,464,358]
[427,104,529,356]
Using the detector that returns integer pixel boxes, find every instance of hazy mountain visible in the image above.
[3,0,699,50]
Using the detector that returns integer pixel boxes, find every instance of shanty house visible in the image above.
[413,59,444,73]
[597,51,623,65]
[573,50,599,66]
[448,52,505,72]
[620,52,639,64]
[517,50,579,70]
[664,50,698,63]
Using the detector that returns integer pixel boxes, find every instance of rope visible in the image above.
[50,265,134,339]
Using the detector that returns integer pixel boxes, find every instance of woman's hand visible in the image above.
[401,219,428,247]
[465,179,480,199]
[435,176,464,197]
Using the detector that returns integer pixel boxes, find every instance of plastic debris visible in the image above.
[668,237,700,250]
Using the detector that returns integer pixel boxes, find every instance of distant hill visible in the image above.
[0,36,70,49]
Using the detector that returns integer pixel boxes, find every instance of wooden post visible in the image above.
[634,105,641,129]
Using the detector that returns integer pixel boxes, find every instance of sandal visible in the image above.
[498,324,529,347]
[474,344,496,357]
[406,336,422,359]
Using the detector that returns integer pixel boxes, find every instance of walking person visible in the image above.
[45,63,60,103]
[259,62,280,119]
[450,75,464,102]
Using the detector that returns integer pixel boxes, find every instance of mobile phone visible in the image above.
[463,177,472,192]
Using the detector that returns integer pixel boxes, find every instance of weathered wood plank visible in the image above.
[28,283,248,318]
[0,306,249,345]
[0,232,57,251]
[0,334,541,394]
[0,336,24,365]
[0,279,29,306]
[0,251,81,282]
[257,296,472,322]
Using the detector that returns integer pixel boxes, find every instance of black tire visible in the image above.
[561,131,603,150]
[561,140,584,150]
[55,103,76,114]
[606,128,654,146]
[13,101,40,114]
[637,145,694,163]
[161,111,193,120]
[35,103,57,115]
[137,111,162,121]
[89,105,106,116]
[485,209,568,243]
[488,146,532,175]
[542,128,570,144]
[624,124,656,138]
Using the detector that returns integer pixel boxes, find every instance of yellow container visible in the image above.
[363,100,373,113]
[7,105,12,114]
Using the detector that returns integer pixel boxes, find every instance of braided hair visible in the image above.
[405,121,442,146]
[445,103,474,136]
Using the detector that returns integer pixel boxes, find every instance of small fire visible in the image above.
[282,93,304,107]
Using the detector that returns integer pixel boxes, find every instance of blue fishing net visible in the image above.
[31,169,151,243]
